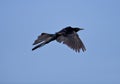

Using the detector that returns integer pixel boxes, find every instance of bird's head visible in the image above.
[74,27,84,32]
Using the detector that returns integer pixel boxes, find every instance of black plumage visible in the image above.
[32,26,86,52]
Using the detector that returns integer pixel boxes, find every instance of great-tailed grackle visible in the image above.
[32,26,86,52]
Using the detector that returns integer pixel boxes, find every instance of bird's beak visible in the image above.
[80,28,84,30]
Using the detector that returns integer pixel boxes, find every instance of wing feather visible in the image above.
[56,31,86,52]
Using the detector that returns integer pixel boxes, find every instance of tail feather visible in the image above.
[32,42,46,51]
[32,35,56,51]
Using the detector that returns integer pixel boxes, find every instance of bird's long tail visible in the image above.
[32,42,46,51]
[32,35,56,51]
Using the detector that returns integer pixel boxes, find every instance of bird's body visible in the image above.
[32,26,86,52]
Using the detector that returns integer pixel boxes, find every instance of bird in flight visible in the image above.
[32,26,86,52]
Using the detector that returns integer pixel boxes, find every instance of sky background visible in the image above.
[0,0,120,84]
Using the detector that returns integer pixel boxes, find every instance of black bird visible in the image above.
[32,26,86,52]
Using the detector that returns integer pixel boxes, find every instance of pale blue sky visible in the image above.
[0,0,120,84]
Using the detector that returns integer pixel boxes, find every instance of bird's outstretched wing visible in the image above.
[32,33,55,50]
[56,31,86,52]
